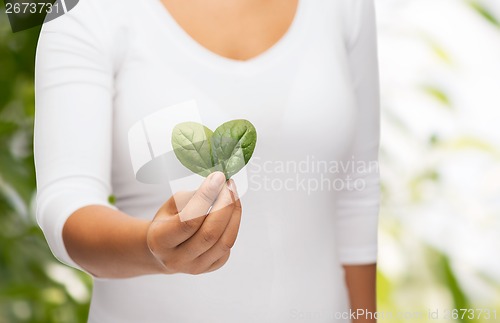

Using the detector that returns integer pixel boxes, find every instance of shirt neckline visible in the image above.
[148,0,309,75]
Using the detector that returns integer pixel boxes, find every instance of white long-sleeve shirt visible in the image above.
[34,0,380,322]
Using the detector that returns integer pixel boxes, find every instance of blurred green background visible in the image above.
[1,0,499,322]
[0,4,92,323]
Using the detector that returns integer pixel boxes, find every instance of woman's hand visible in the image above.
[146,171,242,275]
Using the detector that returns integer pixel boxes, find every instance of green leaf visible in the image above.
[171,122,215,177]
[212,120,257,179]
[107,195,116,205]
[171,119,257,179]
[469,1,500,28]
[421,85,452,108]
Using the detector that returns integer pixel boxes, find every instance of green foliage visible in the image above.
[432,252,471,322]
[211,120,257,179]
[421,85,452,108]
[172,120,257,179]
[172,122,215,177]
[468,1,500,28]
[0,10,91,323]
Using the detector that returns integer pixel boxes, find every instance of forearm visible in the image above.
[343,263,377,323]
[63,205,165,278]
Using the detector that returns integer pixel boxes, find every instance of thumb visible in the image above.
[179,171,226,222]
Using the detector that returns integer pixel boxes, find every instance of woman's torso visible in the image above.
[90,0,357,321]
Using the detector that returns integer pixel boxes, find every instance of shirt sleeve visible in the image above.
[335,0,381,265]
[34,0,118,271]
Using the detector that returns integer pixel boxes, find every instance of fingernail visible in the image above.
[209,171,226,189]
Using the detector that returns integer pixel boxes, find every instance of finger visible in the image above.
[162,191,196,215]
[148,191,198,251]
[192,196,242,268]
[227,179,240,204]
[179,171,226,222]
[212,181,242,252]
[148,213,204,251]
[178,183,235,258]
[211,179,238,213]
[205,251,231,273]
[149,172,226,250]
